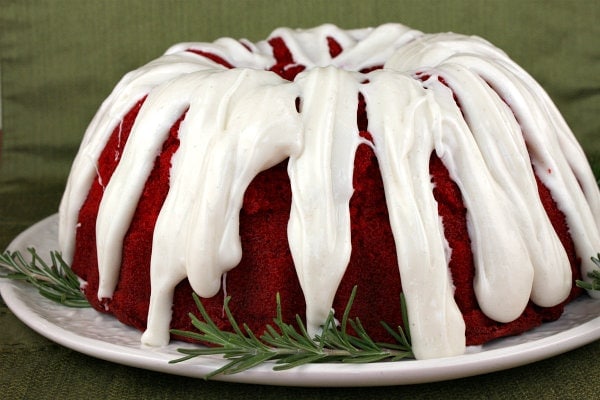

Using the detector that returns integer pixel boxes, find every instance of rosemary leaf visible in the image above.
[342,353,392,364]
[243,323,271,351]
[226,352,277,374]
[272,353,329,370]
[575,254,600,291]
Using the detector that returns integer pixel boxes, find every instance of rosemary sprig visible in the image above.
[576,254,600,291]
[170,286,413,379]
[5,245,597,379]
[0,248,90,308]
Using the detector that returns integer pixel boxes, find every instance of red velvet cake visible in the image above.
[58,24,600,359]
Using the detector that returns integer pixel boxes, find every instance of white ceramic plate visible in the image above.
[1,214,599,386]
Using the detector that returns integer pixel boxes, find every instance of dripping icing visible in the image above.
[58,24,600,360]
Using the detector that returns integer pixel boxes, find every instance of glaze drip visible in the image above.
[59,24,600,360]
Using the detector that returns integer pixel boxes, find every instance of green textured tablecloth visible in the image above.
[1,1,599,398]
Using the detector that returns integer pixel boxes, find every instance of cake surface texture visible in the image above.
[58,23,600,360]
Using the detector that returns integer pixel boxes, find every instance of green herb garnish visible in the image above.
[0,248,90,308]
[4,245,598,379]
[576,254,600,291]
[170,285,413,379]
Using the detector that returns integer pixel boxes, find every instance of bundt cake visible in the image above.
[58,23,600,360]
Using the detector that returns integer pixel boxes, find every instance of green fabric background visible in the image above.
[1,0,599,398]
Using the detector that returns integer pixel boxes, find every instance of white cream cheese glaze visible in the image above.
[287,67,361,339]
[58,23,600,360]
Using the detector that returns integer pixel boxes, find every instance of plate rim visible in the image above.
[1,214,599,387]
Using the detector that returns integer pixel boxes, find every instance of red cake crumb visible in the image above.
[268,37,306,81]
[327,36,343,58]
[186,49,234,69]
